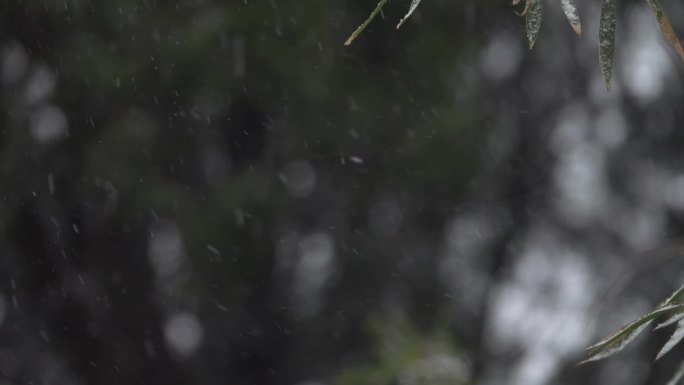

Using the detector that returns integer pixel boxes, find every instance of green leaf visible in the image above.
[345,0,389,46]
[656,318,684,361]
[525,0,544,49]
[598,0,617,91]
[654,285,684,329]
[560,0,582,36]
[580,304,684,365]
[397,0,423,29]
[666,362,684,385]
[644,0,684,62]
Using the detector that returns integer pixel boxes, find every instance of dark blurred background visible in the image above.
[1,1,684,384]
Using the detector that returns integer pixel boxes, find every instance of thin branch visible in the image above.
[344,0,388,46]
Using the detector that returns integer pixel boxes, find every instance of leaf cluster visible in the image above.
[345,0,684,91]
[581,285,684,384]
[516,0,684,90]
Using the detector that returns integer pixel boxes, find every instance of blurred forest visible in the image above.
[1,1,684,385]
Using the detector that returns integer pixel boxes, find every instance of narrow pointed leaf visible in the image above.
[645,0,684,61]
[397,0,423,29]
[662,284,684,306]
[560,0,582,36]
[344,0,388,46]
[655,311,684,330]
[598,0,617,91]
[656,318,684,360]
[580,304,684,365]
[525,0,544,49]
[666,362,684,385]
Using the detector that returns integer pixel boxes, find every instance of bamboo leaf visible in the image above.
[655,311,684,330]
[397,0,423,29]
[560,0,582,36]
[525,0,544,49]
[598,0,617,91]
[345,0,389,46]
[654,285,684,329]
[662,284,684,306]
[656,318,684,361]
[580,304,684,365]
[644,0,684,62]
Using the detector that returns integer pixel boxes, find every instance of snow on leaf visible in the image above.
[655,311,684,330]
[397,0,423,29]
[662,284,684,306]
[580,304,684,365]
[656,318,684,361]
[344,0,389,46]
[598,0,617,91]
[655,285,684,329]
[645,0,684,62]
[666,362,684,385]
[560,0,582,36]
[525,0,544,49]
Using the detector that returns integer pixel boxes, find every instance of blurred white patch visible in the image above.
[148,222,185,278]
[610,203,664,250]
[594,106,628,149]
[399,353,470,385]
[486,229,594,385]
[439,211,498,313]
[1,43,28,85]
[554,143,607,225]
[512,350,558,385]
[622,8,674,103]
[549,104,590,155]
[25,66,56,105]
[164,313,203,358]
[280,160,316,198]
[479,34,523,81]
[666,174,684,211]
[29,104,68,144]
[368,200,403,236]
[292,232,335,317]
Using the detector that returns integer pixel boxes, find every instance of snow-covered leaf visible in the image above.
[645,0,684,62]
[397,0,423,29]
[598,0,617,91]
[560,0,582,36]
[655,311,684,330]
[525,0,544,49]
[580,304,684,365]
[657,318,684,361]
[662,284,684,306]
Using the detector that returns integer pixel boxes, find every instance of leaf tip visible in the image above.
[573,24,582,37]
